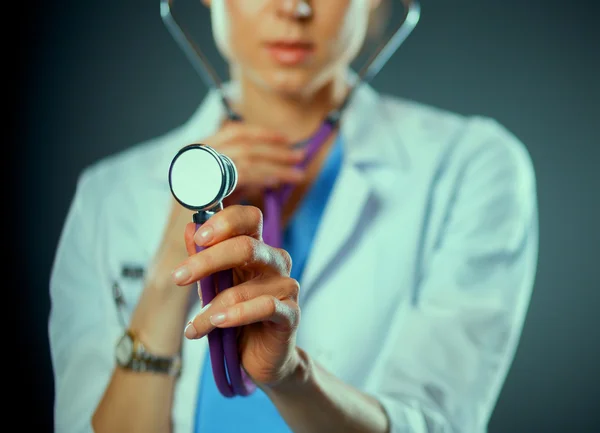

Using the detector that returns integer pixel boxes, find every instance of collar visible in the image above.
[338,80,404,168]
[151,76,404,182]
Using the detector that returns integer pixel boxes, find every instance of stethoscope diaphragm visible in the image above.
[168,144,237,213]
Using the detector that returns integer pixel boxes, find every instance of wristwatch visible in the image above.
[115,330,182,377]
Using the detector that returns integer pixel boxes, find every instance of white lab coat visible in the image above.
[49,81,538,433]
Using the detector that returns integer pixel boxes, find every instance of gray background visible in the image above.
[17,0,599,431]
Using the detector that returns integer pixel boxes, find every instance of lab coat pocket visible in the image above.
[108,262,148,327]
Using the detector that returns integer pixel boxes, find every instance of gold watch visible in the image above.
[115,330,182,377]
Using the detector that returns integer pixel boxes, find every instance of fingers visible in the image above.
[219,122,290,145]
[184,277,301,340]
[223,147,305,188]
[173,234,292,286]
[217,275,301,306]
[176,205,293,285]
[213,123,307,189]
[249,144,306,165]
[243,162,305,187]
[192,205,264,248]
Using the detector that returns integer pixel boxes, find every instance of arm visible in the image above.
[368,118,538,432]
[264,348,390,433]
[267,118,538,433]
[49,168,190,433]
[91,283,189,433]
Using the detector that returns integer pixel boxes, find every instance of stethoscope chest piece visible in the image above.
[168,144,237,221]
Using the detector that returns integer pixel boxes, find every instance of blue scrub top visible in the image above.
[193,134,343,433]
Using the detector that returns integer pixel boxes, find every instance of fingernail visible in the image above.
[172,266,191,284]
[210,313,227,326]
[195,225,214,246]
[185,321,199,339]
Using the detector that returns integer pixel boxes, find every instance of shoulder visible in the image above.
[73,93,221,209]
[73,128,181,210]
[78,133,168,188]
[373,94,538,257]
[377,92,536,189]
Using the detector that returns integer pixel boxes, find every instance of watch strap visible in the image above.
[119,330,182,377]
[127,352,182,377]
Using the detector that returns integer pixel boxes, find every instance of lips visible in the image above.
[265,41,315,66]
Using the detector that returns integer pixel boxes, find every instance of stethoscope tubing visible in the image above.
[195,241,256,397]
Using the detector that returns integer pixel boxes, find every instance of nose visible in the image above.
[277,0,313,19]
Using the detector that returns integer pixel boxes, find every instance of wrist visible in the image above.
[116,329,183,377]
[131,323,183,357]
[263,347,313,397]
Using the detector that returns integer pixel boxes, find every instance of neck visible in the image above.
[232,70,349,142]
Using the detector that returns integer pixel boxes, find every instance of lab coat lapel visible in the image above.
[299,83,401,301]
[299,160,373,300]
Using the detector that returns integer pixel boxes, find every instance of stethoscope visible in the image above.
[164,0,421,398]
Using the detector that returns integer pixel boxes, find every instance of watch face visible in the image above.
[116,333,133,365]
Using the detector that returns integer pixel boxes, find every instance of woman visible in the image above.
[49,1,539,432]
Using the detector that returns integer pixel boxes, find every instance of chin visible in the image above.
[253,67,330,99]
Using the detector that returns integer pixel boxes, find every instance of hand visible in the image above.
[171,205,302,388]
[201,122,306,203]
[145,198,196,299]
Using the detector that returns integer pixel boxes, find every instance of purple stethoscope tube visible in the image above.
[194,241,255,397]
[262,119,336,248]
[163,0,421,398]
